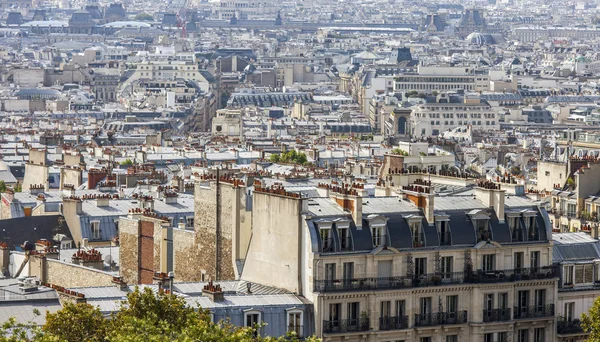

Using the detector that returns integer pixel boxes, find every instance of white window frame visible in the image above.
[91,221,101,240]
[371,226,385,247]
[243,309,262,335]
[286,309,303,337]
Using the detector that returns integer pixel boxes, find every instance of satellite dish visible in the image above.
[104,255,113,265]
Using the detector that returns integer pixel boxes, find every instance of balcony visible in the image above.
[314,276,411,292]
[557,319,586,335]
[414,311,468,327]
[379,316,409,331]
[413,271,467,287]
[471,265,559,284]
[323,318,369,334]
[314,266,559,293]
[483,308,511,322]
[514,304,554,319]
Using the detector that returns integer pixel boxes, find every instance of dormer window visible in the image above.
[524,213,539,240]
[436,216,451,246]
[507,214,522,241]
[320,227,333,252]
[372,226,386,247]
[338,226,351,251]
[469,210,491,242]
[367,215,389,248]
[410,221,423,247]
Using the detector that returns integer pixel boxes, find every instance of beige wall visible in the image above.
[242,192,303,293]
[537,161,567,192]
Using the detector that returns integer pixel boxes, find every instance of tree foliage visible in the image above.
[391,148,409,156]
[134,13,154,21]
[0,181,5,193]
[120,159,134,166]
[0,287,320,342]
[269,150,307,165]
[581,296,600,339]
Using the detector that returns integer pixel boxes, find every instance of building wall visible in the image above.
[536,161,567,192]
[60,168,82,190]
[242,192,302,293]
[29,255,114,288]
[194,181,242,281]
[119,217,140,284]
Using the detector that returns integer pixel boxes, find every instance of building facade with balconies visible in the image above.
[238,177,559,342]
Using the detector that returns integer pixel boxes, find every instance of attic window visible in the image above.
[436,218,451,246]
[410,221,423,247]
[469,211,491,242]
[524,213,539,240]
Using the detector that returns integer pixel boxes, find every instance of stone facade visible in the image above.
[119,217,140,284]
[28,255,114,288]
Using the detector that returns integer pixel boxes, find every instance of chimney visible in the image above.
[475,181,505,222]
[332,192,363,229]
[96,197,110,207]
[202,280,224,302]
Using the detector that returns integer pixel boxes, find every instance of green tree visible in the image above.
[13,183,21,192]
[120,159,134,166]
[0,181,6,193]
[0,287,321,342]
[581,296,599,338]
[269,154,280,163]
[391,148,408,156]
[270,151,308,165]
[43,301,106,342]
[134,13,154,21]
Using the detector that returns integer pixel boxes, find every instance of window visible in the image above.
[575,264,594,284]
[287,311,302,337]
[415,257,427,277]
[526,215,538,240]
[484,293,494,312]
[91,221,101,240]
[329,303,340,327]
[438,220,451,245]
[530,251,540,270]
[484,333,493,342]
[410,221,423,247]
[244,311,261,336]
[372,226,385,247]
[517,290,529,312]
[186,217,194,228]
[498,332,507,342]
[499,293,508,310]
[446,295,458,313]
[482,254,495,272]
[476,218,490,241]
[320,228,332,252]
[447,336,458,342]
[325,263,336,282]
[420,297,432,315]
[533,328,544,342]
[342,262,354,284]
[518,329,529,342]
[565,302,575,321]
[339,227,351,250]
[421,338,432,342]
[534,289,545,312]
[380,301,391,319]
[347,302,359,322]
[514,252,524,271]
[441,256,453,279]
[564,265,574,284]
[507,215,522,241]
[395,300,406,317]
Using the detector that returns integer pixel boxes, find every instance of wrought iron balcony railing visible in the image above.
[379,316,409,331]
[513,304,554,319]
[414,311,468,327]
[557,319,585,335]
[322,318,369,334]
[482,308,511,322]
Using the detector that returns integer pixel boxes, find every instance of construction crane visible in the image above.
[174,0,188,38]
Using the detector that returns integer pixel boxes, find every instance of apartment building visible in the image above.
[553,232,598,342]
[394,66,490,94]
[235,175,558,342]
[215,0,277,19]
[411,94,499,137]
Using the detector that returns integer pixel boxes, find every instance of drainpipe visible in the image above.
[215,168,220,280]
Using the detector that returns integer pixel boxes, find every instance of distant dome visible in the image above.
[465,32,487,45]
